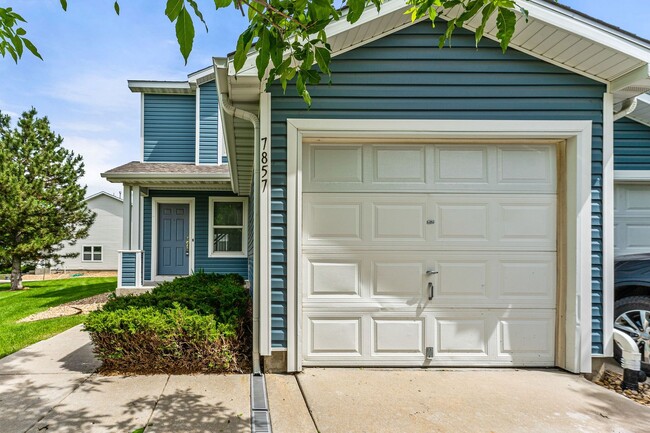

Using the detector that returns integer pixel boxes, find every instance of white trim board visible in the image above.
[207,196,249,258]
[602,93,615,357]
[285,118,593,374]
[150,197,196,281]
[614,170,650,182]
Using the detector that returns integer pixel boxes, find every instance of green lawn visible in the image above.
[0,277,115,358]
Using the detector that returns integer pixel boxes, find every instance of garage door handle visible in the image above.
[428,282,434,300]
[426,270,439,276]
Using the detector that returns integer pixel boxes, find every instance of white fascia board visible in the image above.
[188,65,214,82]
[101,173,230,181]
[627,94,650,127]
[614,170,650,182]
[127,80,195,94]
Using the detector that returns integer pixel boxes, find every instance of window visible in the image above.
[82,245,103,262]
[209,197,247,257]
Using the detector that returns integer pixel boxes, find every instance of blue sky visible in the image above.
[0,0,647,195]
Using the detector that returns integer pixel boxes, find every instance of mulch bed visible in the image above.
[17,293,111,323]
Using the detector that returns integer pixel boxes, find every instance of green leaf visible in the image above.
[11,35,22,57]
[175,8,195,64]
[233,29,253,71]
[187,0,208,31]
[496,7,516,53]
[59,0,68,11]
[475,3,496,46]
[22,38,42,60]
[255,29,271,81]
[114,1,120,15]
[214,0,233,8]
[165,0,184,21]
[346,0,365,23]
[314,46,330,75]
[15,27,26,36]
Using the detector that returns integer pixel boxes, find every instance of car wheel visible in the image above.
[614,296,650,373]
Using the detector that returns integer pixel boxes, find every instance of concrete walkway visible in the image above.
[0,326,250,433]
[283,368,650,433]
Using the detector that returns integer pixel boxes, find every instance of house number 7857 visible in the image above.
[260,137,269,193]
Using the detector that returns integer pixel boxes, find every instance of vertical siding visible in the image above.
[199,81,220,164]
[248,190,255,292]
[143,94,196,163]
[121,252,137,287]
[143,190,249,280]
[269,21,605,352]
[614,117,650,170]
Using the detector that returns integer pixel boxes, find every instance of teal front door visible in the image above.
[158,203,190,275]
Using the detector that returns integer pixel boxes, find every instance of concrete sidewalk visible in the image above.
[0,326,250,433]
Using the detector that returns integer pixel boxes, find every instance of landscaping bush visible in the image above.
[84,272,251,374]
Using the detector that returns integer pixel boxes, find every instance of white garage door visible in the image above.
[301,142,557,366]
[615,183,650,257]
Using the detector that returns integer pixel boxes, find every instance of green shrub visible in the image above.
[102,272,248,325]
[85,272,251,374]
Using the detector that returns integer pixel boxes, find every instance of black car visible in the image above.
[614,253,650,372]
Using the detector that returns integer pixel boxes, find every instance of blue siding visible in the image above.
[143,94,196,163]
[143,190,249,280]
[614,117,650,170]
[199,81,219,164]
[269,21,605,352]
[121,253,137,287]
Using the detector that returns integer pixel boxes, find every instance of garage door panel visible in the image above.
[307,259,361,297]
[497,201,556,245]
[497,145,555,188]
[307,317,362,356]
[373,202,427,241]
[302,252,555,307]
[496,311,555,361]
[435,317,489,356]
[304,197,363,243]
[435,145,489,184]
[372,261,425,297]
[372,318,425,355]
[374,146,427,184]
[309,145,363,184]
[304,143,555,193]
[436,204,489,241]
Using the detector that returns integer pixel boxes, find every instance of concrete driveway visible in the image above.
[267,368,650,433]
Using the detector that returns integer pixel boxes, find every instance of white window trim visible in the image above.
[81,245,103,263]
[151,197,195,281]
[208,196,248,258]
[284,118,593,374]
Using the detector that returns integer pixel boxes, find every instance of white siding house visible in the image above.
[59,192,123,271]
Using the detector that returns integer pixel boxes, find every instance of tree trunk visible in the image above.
[10,257,23,290]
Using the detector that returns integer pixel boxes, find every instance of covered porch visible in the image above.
[101,161,238,295]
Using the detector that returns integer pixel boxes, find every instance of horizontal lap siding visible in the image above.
[199,81,219,164]
[614,118,650,170]
[143,190,249,280]
[144,94,196,163]
[121,253,137,286]
[269,21,605,352]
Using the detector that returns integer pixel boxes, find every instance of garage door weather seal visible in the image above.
[251,374,272,433]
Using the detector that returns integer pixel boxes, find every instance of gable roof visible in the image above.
[85,191,123,202]
[214,0,650,195]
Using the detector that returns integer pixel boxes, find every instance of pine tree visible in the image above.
[0,108,95,290]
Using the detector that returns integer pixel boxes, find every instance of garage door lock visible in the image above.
[426,219,435,224]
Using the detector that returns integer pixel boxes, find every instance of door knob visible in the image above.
[185,237,190,256]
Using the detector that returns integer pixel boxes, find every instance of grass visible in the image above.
[0,277,116,358]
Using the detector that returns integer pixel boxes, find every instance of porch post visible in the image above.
[122,185,132,249]
[131,185,141,250]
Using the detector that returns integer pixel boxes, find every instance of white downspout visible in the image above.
[219,92,262,376]
[613,97,638,121]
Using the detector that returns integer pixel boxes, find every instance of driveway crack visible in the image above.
[294,374,320,433]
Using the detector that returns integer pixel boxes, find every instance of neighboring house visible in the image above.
[58,192,123,271]
[104,0,650,375]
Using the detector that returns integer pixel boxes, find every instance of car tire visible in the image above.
[614,296,650,373]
